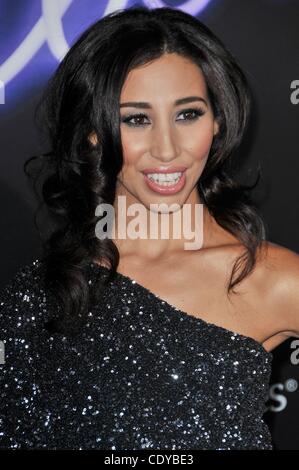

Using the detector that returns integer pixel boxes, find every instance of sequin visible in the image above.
[0,259,274,449]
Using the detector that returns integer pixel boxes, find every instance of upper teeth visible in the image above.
[146,172,182,183]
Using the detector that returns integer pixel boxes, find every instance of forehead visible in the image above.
[120,53,208,101]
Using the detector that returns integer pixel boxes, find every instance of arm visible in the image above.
[0,261,45,448]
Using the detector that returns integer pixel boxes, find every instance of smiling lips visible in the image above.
[142,166,187,195]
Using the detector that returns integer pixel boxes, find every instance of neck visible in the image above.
[109,183,213,260]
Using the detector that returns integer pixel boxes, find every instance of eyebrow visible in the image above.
[119,96,208,109]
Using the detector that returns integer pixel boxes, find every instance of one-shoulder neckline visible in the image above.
[90,262,273,361]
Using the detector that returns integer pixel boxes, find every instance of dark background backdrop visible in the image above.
[0,0,298,449]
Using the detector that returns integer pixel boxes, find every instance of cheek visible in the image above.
[120,132,141,166]
[118,137,142,183]
[186,124,215,161]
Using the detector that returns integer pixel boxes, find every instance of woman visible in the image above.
[1,6,299,450]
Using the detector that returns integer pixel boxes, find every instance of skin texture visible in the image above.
[91,53,299,353]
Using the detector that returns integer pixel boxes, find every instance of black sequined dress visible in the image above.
[0,259,273,450]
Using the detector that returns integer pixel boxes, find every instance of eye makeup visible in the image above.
[120,107,206,127]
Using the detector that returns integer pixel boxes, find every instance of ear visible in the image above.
[213,119,219,136]
[88,131,98,146]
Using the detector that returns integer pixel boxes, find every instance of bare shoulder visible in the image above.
[258,239,299,266]
[217,239,299,349]
[254,240,299,338]
[257,240,299,289]
[226,239,299,287]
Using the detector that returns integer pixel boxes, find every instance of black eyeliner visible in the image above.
[121,107,205,126]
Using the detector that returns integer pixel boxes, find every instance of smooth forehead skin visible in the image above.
[120,53,211,110]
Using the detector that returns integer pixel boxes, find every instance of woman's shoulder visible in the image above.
[253,240,299,339]
[255,240,299,284]
[222,238,299,272]
[0,258,46,305]
[215,239,299,344]
[0,258,51,336]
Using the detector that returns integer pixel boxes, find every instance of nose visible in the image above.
[150,124,180,163]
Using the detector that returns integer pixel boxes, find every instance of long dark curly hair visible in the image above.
[24,6,267,335]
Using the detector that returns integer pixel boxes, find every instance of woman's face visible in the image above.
[117,53,219,211]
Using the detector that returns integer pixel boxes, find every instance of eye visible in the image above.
[121,113,149,127]
[176,107,205,122]
[120,107,205,128]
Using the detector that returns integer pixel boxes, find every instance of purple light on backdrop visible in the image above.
[0,0,213,107]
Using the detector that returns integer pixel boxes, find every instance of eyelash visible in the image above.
[120,107,205,127]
